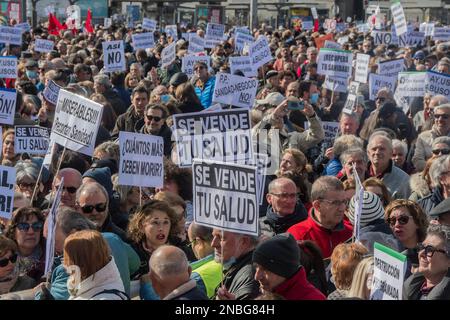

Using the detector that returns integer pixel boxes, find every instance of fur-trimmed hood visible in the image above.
[409,173,431,199]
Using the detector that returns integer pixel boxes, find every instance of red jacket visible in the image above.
[274,267,326,300]
[287,208,353,258]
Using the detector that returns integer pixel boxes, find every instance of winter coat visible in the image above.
[413,127,449,171]
[103,88,128,116]
[418,187,445,216]
[194,76,215,109]
[164,279,208,300]
[136,119,173,157]
[409,172,431,201]
[403,268,450,300]
[100,215,128,243]
[369,160,411,200]
[324,157,342,176]
[274,267,326,300]
[260,202,308,238]
[176,100,204,114]
[69,257,126,300]
[111,106,142,140]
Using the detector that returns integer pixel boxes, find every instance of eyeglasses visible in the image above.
[0,254,18,267]
[16,221,43,232]
[376,97,386,102]
[146,115,162,122]
[55,185,78,194]
[417,243,447,258]
[194,66,205,71]
[79,203,107,214]
[18,182,35,190]
[319,199,348,207]
[432,149,450,155]
[188,238,200,248]
[388,215,412,227]
[434,113,449,120]
[270,193,299,200]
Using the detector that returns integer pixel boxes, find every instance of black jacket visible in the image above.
[111,106,142,140]
[103,88,128,116]
[100,215,128,243]
[403,268,450,300]
[418,187,445,216]
[176,100,204,114]
[260,202,308,237]
[136,119,173,157]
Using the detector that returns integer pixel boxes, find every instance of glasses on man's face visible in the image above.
[79,203,107,214]
[376,97,386,103]
[146,115,162,122]
[194,66,205,71]
[18,182,35,190]
[189,238,200,248]
[432,149,450,155]
[16,221,43,232]
[388,215,411,227]
[319,199,348,207]
[434,113,450,120]
[270,192,299,200]
[0,253,18,267]
[417,243,447,258]
[55,185,78,194]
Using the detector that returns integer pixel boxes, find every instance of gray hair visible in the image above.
[94,141,120,162]
[268,177,296,194]
[333,135,364,158]
[426,224,450,256]
[15,161,39,183]
[367,132,393,151]
[340,147,368,165]
[392,139,408,155]
[93,74,111,88]
[56,206,96,236]
[149,245,189,278]
[429,155,450,188]
[311,176,344,201]
[76,182,109,207]
[340,112,361,125]
[434,103,450,114]
[429,95,449,107]
[432,136,450,149]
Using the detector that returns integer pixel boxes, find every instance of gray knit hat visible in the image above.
[348,191,385,228]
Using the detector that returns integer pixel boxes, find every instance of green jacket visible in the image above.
[190,254,222,299]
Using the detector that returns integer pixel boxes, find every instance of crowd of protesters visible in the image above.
[0,11,449,301]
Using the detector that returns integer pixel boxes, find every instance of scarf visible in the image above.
[0,265,19,294]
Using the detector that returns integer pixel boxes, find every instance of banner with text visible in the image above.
[34,39,54,53]
[188,34,205,54]
[0,56,17,79]
[249,36,272,69]
[0,88,17,125]
[396,72,426,98]
[132,32,155,50]
[229,56,257,78]
[369,73,397,101]
[0,165,16,220]
[0,26,22,46]
[15,126,51,155]
[142,18,157,31]
[43,80,61,105]
[161,42,176,68]
[102,40,126,72]
[212,73,258,108]
[181,55,211,78]
[355,53,370,84]
[317,48,353,79]
[378,58,405,77]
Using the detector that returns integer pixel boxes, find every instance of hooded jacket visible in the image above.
[260,202,308,237]
[274,267,326,300]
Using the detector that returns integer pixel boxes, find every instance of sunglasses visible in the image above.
[432,149,450,155]
[146,115,162,122]
[434,113,449,120]
[16,221,44,232]
[18,182,35,190]
[55,185,78,194]
[0,254,18,267]
[194,66,205,71]
[417,243,447,258]
[80,202,107,214]
[388,215,412,227]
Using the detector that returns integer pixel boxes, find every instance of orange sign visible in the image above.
[314,33,334,50]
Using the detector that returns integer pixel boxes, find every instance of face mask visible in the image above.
[26,70,38,79]
[310,93,319,104]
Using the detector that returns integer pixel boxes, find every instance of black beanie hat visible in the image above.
[252,233,301,278]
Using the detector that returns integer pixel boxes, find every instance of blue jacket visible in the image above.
[324,157,342,176]
[194,76,215,109]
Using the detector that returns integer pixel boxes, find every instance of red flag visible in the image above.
[313,19,319,32]
[85,8,94,33]
[48,13,66,35]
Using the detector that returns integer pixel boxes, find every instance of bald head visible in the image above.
[268,177,296,194]
[149,245,189,279]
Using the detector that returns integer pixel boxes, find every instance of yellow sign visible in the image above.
[291,8,309,16]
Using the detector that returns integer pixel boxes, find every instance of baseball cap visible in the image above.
[255,92,285,107]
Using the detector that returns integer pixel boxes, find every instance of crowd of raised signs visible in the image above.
[0,4,449,301]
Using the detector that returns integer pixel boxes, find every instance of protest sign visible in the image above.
[15,126,51,155]
[0,88,17,125]
[142,18,156,31]
[311,7,318,20]
[398,31,425,47]
[336,23,347,33]
[43,80,61,105]
[235,26,250,35]
[425,70,450,100]
[229,56,257,78]
[181,55,211,78]
[173,109,253,167]
[371,242,407,300]
[104,18,112,28]
[390,1,407,36]
[212,73,258,108]
[0,165,15,220]
[323,19,336,31]
[342,81,360,114]
[0,26,22,45]
[432,27,450,42]
[306,121,340,146]
[102,40,126,72]
[132,32,155,50]
[34,38,54,53]
[357,23,370,33]
[355,53,370,84]
[118,132,164,188]
[193,159,258,237]
[16,23,31,32]
[161,42,176,68]
[50,89,103,156]
[188,34,205,54]
[337,36,349,45]
[421,23,435,37]
[235,32,254,53]
[0,56,17,79]
[396,72,426,98]
[44,178,64,277]
[372,31,398,46]
[323,75,349,93]
[314,33,334,50]
[206,23,225,40]
[204,38,222,49]
[165,25,178,41]
[246,153,268,206]
[324,40,341,50]
[352,163,364,241]
[249,36,272,69]
[368,73,397,101]
[378,58,405,77]
[302,21,313,30]
[317,48,353,79]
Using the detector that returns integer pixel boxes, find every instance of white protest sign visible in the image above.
[432,27,450,41]
[324,40,341,49]
[235,26,250,34]
[50,89,103,156]
[372,31,398,46]
[337,36,349,45]
[165,25,178,41]
[44,178,64,276]
[425,70,450,100]
[104,18,112,28]
[424,23,435,37]
[371,242,407,300]
[229,56,257,78]
[355,53,370,84]
[16,23,31,32]
[206,23,225,40]
[336,23,347,33]
[188,34,205,54]
[173,109,253,167]
[0,56,17,79]
[193,159,258,237]
[0,165,15,220]
[399,31,425,47]
[317,48,353,79]
[378,58,405,77]
[369,73,397,101]
[34,38,54,53]
[212,73,258,109]
[204,38,222,49]
[142,18,156,31]
[246,153,268,206]
[249,36,272,69]
[14,126,51,155]
[352,163,364,241]
[161,42,176,68]
[181,55,211,78]
[302,21,313,30]
[118,132,164,188]
[357,23,370,33]
[311,7,318,20]
[43,80,61,106]
[390,1,407,36]
[323,75,349,93]
[235,32,254,54]
[342,81,360,115]
[396,72,426,98]
[0,88,17,125]
[132,32,155,50]
[0,26,22,45]
[102,40,126,72]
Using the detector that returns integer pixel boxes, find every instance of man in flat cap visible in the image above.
[429,198,450,227]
